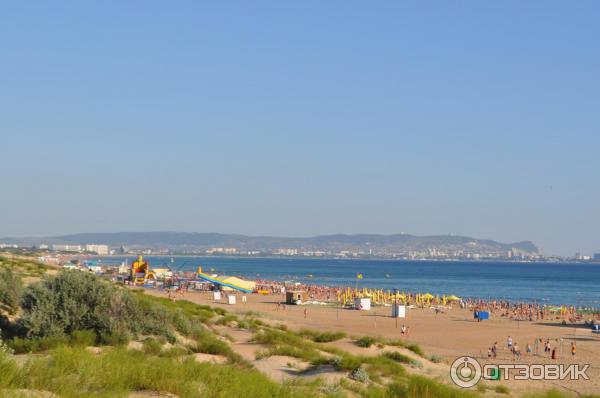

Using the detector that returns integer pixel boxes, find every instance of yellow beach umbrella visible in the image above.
[446,295,461,301]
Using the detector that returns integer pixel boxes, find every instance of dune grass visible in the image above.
[0,256,48,278]
[354,336,425,357]
[3,345,308,398]
[297,329,347,343]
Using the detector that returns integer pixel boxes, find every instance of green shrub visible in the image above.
[350,366,370,383]
[356,336,376,348]
[0,268,23,314]
[20,271,142,338]
[405,343,424,357]
[383,351,412,364]
[430,355,443,363]
[298,329,346,343]
[172,308,193,335]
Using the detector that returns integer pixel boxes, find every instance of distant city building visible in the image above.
[274,248,298,256]
[206,247,238,255]
[52,244,82,252]
[0,243,19,249]
[84,244,109,255]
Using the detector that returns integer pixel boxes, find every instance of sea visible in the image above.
[95,256,600,307]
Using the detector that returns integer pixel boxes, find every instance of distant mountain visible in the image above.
[1,231,539,255]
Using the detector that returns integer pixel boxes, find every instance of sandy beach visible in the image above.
[144,288,600,396]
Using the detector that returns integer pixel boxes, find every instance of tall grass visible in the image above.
[6,346,305,398]
[297,329,347,343]
[251,329,325,362]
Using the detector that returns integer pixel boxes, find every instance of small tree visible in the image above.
[0,268,23,315]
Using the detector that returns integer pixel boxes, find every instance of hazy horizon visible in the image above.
[2,2,599,256]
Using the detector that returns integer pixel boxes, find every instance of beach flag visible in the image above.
[356,273,363,279]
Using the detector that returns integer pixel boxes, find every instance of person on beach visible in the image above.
[303,308,307,319]
[492,342,498,358]
[513,343,521,360]
[551,347,557,360]
[507,336,513,351]
[571,341,576,356]
[526,343,532,355]
[401,324,406,336]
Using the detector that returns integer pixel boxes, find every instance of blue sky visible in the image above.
[1,1,599,255]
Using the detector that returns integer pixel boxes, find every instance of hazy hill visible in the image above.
[1,232,539,254]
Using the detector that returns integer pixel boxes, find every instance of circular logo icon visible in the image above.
[450,356,482,388]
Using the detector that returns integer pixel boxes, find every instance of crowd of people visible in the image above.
[488,335,578,361]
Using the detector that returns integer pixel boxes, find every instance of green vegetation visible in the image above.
[354,335,425,357]
[356,336,377,348]
[253,328,326,362]
[1,345,301,398]
[298,329,347,343]
[0,269,23,315]
[0,255,49,279]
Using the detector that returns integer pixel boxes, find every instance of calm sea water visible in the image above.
[97,256,600,307]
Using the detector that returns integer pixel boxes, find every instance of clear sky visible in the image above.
[1,1,599,255]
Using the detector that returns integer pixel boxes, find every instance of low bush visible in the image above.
[356,336,376,348]
[383,351,412,364]
[20,271,142,339]
[298,329,346,343]
[429,354,443,363]
[350,366,370,383]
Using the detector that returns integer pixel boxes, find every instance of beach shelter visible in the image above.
[286,290,305,305]
[447,295,461,301]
